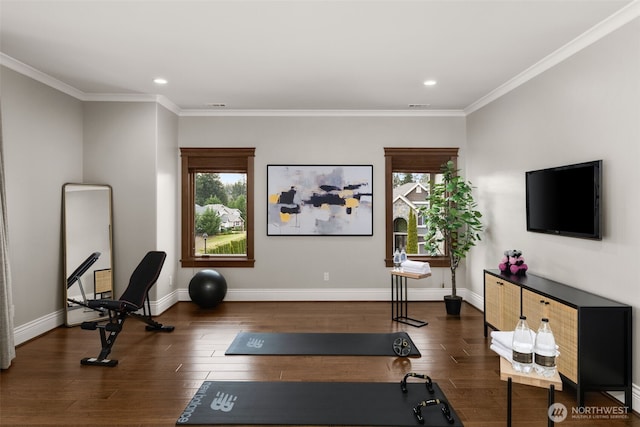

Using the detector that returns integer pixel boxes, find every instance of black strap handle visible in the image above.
[400,372,434,394]
[412,398,454,425]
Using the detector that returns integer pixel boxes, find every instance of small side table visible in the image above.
[390,270,431,327]
[499,357,563,427]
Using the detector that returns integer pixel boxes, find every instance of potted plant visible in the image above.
[420,160,484,315]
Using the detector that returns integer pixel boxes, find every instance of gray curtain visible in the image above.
[0,102,16,369]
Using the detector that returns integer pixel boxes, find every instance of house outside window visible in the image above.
[392,180,430,255]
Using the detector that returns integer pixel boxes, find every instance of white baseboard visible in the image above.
[460,288,483,311]
[14,309,65,345]
[149,289,180,315]
[177,286,477,302]
[13,292,181,346]
[607,386,640,414]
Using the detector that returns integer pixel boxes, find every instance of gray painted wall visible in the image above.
[1,67,83,327]
[83,102,160,297]
[176,116,466,296]
[466,18,640,397]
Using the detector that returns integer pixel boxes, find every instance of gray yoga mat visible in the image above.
[224,331,421,357]
[176,380,462,426]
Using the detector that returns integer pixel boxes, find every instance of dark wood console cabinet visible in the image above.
[484,269,632,409]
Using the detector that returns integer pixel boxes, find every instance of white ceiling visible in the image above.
[0,0,637,115]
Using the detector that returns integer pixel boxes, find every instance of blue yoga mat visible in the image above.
[224,331,421,357]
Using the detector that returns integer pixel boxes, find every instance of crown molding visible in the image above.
[156,95,182,116]
[465,0,640,115]
[178,108,466,117]
[0,52,86,100]
[82,92,159,103]
[83,93,181,115]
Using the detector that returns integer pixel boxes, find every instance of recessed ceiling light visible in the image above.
[423,80,437,86]
[153,78,168,85]
[206,103,227,108]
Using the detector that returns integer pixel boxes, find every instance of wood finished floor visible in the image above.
[1,301,637,427]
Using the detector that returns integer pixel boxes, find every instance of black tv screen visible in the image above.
[526,160,602,240]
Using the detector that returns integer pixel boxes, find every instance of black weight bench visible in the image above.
[80,251,174,367]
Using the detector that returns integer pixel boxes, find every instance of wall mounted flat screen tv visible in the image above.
[526,160,602,240]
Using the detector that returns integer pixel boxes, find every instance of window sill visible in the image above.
[181,257,255,268]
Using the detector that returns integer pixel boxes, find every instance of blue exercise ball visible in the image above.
[188,269,227,308]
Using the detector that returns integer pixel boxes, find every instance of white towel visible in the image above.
[490,343,513,362]
[490,330,559,357]
[491,330,533,350]
[400,260,431,274]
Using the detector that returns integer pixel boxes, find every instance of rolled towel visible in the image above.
[400,260,431,274]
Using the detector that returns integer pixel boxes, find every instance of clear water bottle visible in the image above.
[393,248,401,271]
[534,318,557,377]
[512,316,534,373]
[400,248,407,268]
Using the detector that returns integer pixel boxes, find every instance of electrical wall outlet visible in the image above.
[169,275,173,287]
[324,272,330,281]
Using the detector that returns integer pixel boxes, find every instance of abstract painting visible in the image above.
[267,165,373,235]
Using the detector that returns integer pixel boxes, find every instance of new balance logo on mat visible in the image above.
[246,337,264,348]
[211,391,237,412]
[177,385,239,423]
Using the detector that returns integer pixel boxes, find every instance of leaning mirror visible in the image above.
[63,184,113,326]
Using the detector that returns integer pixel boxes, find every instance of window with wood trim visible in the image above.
[180,148,255,268]
[384,147,458,268]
